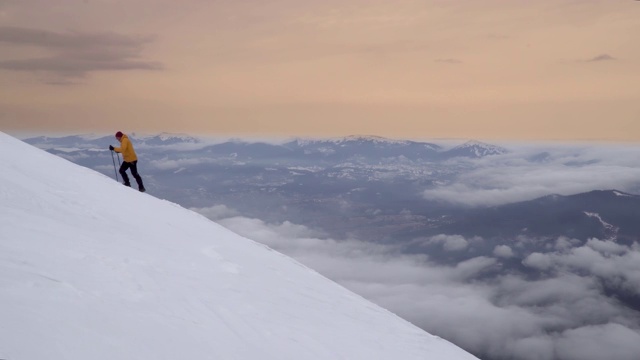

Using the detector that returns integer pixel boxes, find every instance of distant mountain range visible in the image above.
[23,132,202,149]
[428,190,640,245]
[24,134,510,163]
[281,137,508,162]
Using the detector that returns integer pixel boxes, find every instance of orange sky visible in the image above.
[1,0,639,141]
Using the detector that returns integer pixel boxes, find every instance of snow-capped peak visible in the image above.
[449,140,508,157]
[341,135,410,145]
[293,135,410,147]
[142,132,201,143]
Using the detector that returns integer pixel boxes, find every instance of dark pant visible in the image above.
[119,161,144,189]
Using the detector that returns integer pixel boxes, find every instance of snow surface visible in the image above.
[613,190,632,197]
[0,132,477,360]
[583,211,619,240]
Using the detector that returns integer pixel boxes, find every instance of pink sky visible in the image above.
[1,0,639,141]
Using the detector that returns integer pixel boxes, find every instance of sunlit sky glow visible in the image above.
[1,0,639,141]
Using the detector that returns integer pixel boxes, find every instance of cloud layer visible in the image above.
[193,205,640,360]
[423,144,640,206]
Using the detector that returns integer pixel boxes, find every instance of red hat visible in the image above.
[115,131,123,138]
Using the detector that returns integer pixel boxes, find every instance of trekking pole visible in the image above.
[110,150,119,182]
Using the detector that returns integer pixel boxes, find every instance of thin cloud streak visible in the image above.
[0,26,152,49]
[585,54,616,62]
[0,26,162,80]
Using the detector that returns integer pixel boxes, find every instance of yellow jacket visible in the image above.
[114,134,138,162]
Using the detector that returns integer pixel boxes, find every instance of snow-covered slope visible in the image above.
[0,132,477,360]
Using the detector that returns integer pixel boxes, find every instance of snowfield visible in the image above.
[0,131,477,360]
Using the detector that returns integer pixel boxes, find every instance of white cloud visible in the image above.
[555,236,579,251]
[493,245,514,258]
[428,234,469,251]
[556,324,640,360]
[453,257,497,280]
[522,252,553,270]
[190,205,239,220]
[586,238,628,256]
